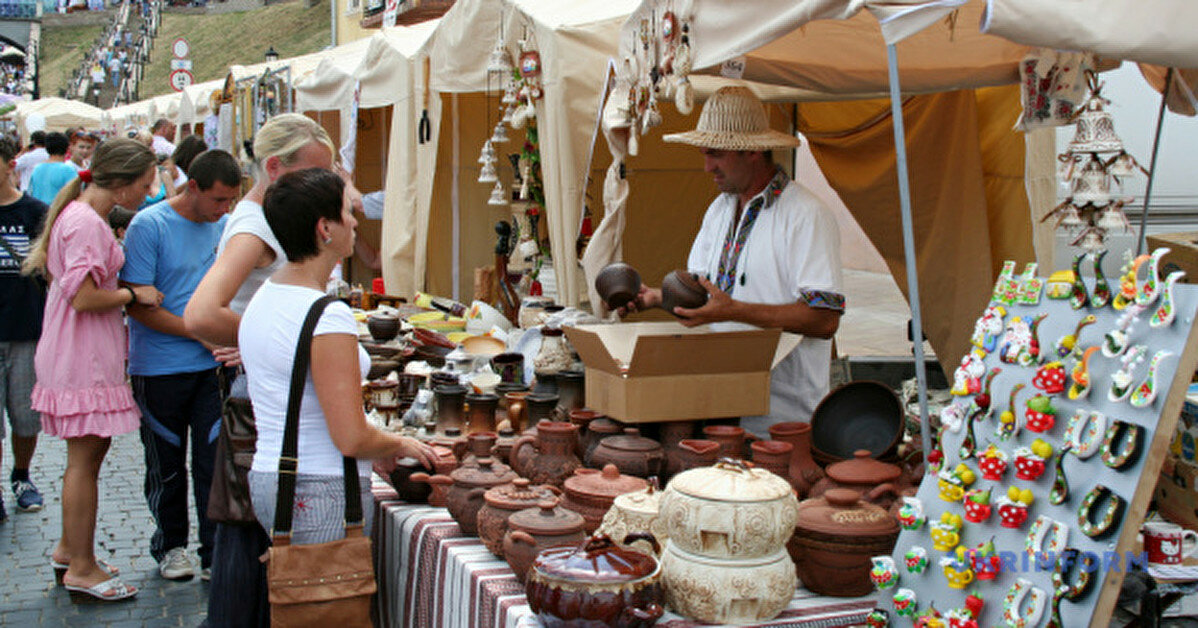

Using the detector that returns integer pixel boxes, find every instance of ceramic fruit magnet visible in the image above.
[997,486,1034,529]
[937,464,977,503]
[893,588,918,618]
[1150,271,1185,328]
[871,555,900,590]
[973,368,1001,412]
[962,488,992,523]
[930,512,964,552]
[951,352,986,397]
[1109,345,1147,402]
[971,304,1007,354]
[1067,346,1099,401]
[1031,362,1066,395]
[1014,439,1053,480]
[1130,350,1174,408]
[915,605,945,628]
[939,551,974,590]
[978,445,1009,481]
[967,538,1001,581]
[896,496,926,531]
[866,609,891,628]
[905,546,929,574]
[1053,315,1096,360]
[945,607,979,628]
[999,314,1048,366]
[1016,263,1043,305]
[1045,270,1074,300]
[1024,395,1057,433]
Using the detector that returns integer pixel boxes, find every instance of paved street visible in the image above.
[0,431,208,626]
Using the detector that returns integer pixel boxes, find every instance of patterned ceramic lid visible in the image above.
[667,459,793,503]
[507,497,586,536]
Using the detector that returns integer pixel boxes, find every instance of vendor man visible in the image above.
[623,86,844,437]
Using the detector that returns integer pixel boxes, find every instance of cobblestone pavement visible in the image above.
[0,431,208,626]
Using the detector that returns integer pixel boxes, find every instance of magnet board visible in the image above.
[880,260,1198,627]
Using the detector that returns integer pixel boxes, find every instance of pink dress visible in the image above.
[31,200,140,438]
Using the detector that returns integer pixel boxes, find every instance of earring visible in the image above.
[322,235,333,245]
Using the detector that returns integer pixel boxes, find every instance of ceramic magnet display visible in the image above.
[1064,411,1106,459]
[1032,362,1067,395]
[1053,315,1096,360]
[978,445,1009,481]
[945,606,979,628]
[897,497,927,531]
[1014,440,1053,480]
[1016,263,1044,305]
[871,556,900,590]
[966,538,1002,581]
[1002,578,1047,628]
[1136,248,1170,307]
[972,304,1007,354]
[1024,516,1069,559]
[1101,420,1144,469]
[999,314,1048,366]
[962,488,993,523]
[937,464,976,503]
[939,551,975,590]
[1130,350,1174,408]
[1024,395,1057,433]
[951,353,986,396]
[893,588,918,617]
[1078,484,1125,538]
[1109,345,1147,402]
[1067,346,1099,400]
[905,546,929,574]
[1151,271,1185,328]
[997,486,1035,529]
[1049,443,1072,506]
[930,512,964,552]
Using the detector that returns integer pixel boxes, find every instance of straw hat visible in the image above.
[662,85,800,151]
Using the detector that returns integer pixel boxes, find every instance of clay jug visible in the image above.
[768,421,824,497]
[465,392,500,434]
[674,439,720,473]
[750,440,793,481]
[459,431,498,468]
[703,425,746,460]
[504,390,530,432]
[510,421,582,488]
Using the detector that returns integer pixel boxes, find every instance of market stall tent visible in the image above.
[13,97,105,141]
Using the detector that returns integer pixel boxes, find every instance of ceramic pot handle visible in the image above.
[621,531,660,555]
[510,435,537,477]
[509,530,537,547]
[715,458,752,473]
[451,439,468,461]
[622,603,665,623]
[468,487,487,500]
[867,482,899,502]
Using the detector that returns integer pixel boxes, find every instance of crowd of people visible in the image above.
[0,61,29,98]
[0,114,418,625]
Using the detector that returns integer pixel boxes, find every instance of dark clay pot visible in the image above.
[660,269,707,314]
[503,498,587,584]
[594,262,642,311]
[431,457,518,535]
[367,314,400,342]
[511,421,581,488]
[477,478,559,556]
[526,533,664,628]
[590,428,665,479]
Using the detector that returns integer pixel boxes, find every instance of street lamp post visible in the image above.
[265,46,279,63]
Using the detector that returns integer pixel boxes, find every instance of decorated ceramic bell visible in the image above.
[1069,96,1124,154]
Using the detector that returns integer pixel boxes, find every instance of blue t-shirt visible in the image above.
[120,200,227,376]
[26,162,77,206]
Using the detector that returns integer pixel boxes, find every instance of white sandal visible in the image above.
[51,558,119,586]
[64,576,138,603]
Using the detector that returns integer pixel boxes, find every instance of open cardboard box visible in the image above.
[564,322,802,423]
[1147,232,1198,284]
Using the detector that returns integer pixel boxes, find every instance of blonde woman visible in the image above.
[22,138,163,602]
[185,113,339,627]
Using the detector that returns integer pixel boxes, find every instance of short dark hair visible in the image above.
[263,168,345,262]
[29,131,45,146]
[187,150,241,191]
[44,132,69,156]
[108,205,136,232]
[172,134,208,174]
[151,118,172,132]
[0,136,19,162]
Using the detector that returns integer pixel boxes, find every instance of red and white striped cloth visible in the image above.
[371,478,877,628]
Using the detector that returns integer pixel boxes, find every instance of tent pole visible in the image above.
[451,93,461,301]
[1136,69,1172,256]
[886,44,931,461]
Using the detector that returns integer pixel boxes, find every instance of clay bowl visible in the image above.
[595,262,643,310]
[367,314,401,342]
[367,359,400,380]
[660,269,707,315]
[810,381,903,463]
[362,341,404,360]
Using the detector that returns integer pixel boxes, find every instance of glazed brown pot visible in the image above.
[807,449,915,511]
[789,488,899,597]
[526,533,664,628]
[430,457,518,535]
[367,314,400,342]
[367,359,399,381]
[594,262,643,311]
[674,439,721,473]
[477,478,559,556]
[751,440,793,481]
[590,428,666,479]
[703,425,747,460]
[510,421,582,488]
[384,456,433,503]
[767,421,824,497]
[503,498,587,584]
[660,269,708,315]
[561,464,648,533]
[582,417,624,467]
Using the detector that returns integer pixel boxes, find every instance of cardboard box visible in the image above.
[564,322,802,422]
[1156,456,1198,532]
[1147,232,1198,284]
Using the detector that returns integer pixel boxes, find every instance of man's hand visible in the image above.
[674,276,737,327]
[210,346,242,368]
[616,284,663,317]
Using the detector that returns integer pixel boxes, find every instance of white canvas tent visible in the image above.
[12,97,105,140]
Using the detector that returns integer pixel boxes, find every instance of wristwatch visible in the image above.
[123,286,137,305]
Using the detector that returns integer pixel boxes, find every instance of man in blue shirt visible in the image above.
[26,132,77,206]
[120,150,241,582]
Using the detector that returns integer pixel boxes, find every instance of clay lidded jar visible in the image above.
[434,384,468,434]
[525,393,561,425]
[526,533,665,627]
[477,478,559,556]
[502,497,587,583]
[583,417,624,466]
[703,425,747,460]
[591,428,666,479]
[674,439,721,473]
[465,392,500,434]
[751,440,793,481]
[459,431,498,468]
[561,464,649,533]
[436,457,518,535]
[768,421,824,497]
[409,444,460,507]
[808,449,907,511]
[510,421,581,488]
[788,488,899,597]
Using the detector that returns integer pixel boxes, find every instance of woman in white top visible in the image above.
[240,168,434,542]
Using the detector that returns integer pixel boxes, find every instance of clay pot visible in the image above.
[409,445,459,507]
[789,488,899,597]
[458,431,498,468]
[598,485,668,552]
[583,417,624,467]
[367,359,400,381]
[568,409,603,460]
[660,421,697,479]
[526,533,665,627]
[659,460,798,560]
[703,424,747,460]
[362,341,403,360]
[431,457,518,535]
[503,498,587,583]
[674,439,721,473]
[477,478,559,556]
[532,371,558,396]
[810,381,903,463]
[502,390,530,432]
[594,262,643,311]
[750,440,793,481]
[660,269,708,315]
[556,370,586,412]
[562,464,648,533]
[385,456,433,503]
[430,371,459,389]
[465,392,499,434]
[493,425,517,465]
[525,393,561,424]
[434,384,468,434]
[367,314,400,342]
[510,421,582,488]
[590,428,666,479]
[767,421,824,497]
[661,541,796,624]
[807,449,914,511]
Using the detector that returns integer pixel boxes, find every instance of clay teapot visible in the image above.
[582,416,623,466]
[502,497,587,584]
[408,444,459,507]
[590,428,666,479]
[477,478,559,556]
[510,421,582,488]
[807,449,916,511]
[561,464,648,533]
[526,533,665,628]
[788,488,899,597]
[425,457,518,535]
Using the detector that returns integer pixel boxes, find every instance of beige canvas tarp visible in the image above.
[14,97,105,141]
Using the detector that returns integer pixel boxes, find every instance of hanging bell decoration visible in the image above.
[478,160,498,184]
[1069,96,1123,154]
[501,84,518,106]
[1059,205,1084,229]
[1097,204,1128,231]
[1070,159,1111,205]
[491,121,509,144]
[488,180,508,206]
[477,140,495,165]
[501,105,514,125]
[487,37,511,74]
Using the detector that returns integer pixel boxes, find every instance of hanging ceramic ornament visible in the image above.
[501,105,514,125]
[672,22,694,115]
[491,121,509,144]
[1097,202,1129,231]
[487,34,511,74]
[502,84,518,106]
[478,139,496,164]
[519,50,544,99]
[477,160,498,184]
[487,180,508,206]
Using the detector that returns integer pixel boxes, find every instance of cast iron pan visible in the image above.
[810,380,903,462]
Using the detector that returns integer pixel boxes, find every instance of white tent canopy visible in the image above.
[13,97,105,140]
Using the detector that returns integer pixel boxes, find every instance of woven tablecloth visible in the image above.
[371,479,877,628]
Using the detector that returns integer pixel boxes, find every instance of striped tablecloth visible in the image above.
[371,479,877,628]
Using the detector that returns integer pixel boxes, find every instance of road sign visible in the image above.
[169,69,194,92]
[170,59,193,71]
[172,37,190,59]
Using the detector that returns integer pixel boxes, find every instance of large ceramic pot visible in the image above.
[659,460,798,559]
[598,485,668,552]
[788,488,899,597]
[510,421,582,488]
[661,541,796,625]
[502,498,587,584]
[807,449,916,511]
[561,464,648,533]
[590,428,666,479]
[429,457,518,535]
[673,439,720,473]
[477,478,559,556]
[367,314,400,342]
[526,533,664,628]
[582,417,623,466]
[767,421,824,497]
[385,456,433,503]
[810,381,903,464]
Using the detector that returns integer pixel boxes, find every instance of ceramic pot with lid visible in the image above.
[659,459,798,559]
[526,533,664,628]
[409,444,459,507]
[477,478,559,556]
[661,541,796,625]
[788,488,899,597]
[568,409,603,459]
[429,457,518,535]
[582,417,623,466]
[590,428,666,479]
[561,464,648,533]
[510,421,581,488]
[502,497,587,583]
[598,485,668,552]
[807,449,915,511]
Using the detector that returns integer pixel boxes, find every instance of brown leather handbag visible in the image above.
[263,296,376,627]
[207,394,259,524]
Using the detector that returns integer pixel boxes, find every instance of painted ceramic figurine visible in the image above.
[1112,253,1149,310]
[1150,271,1185,328]
[1067,346,1099,401]
[971,304,1006,354]
[951,352,986,396]
[1053,315,1095,360]
[999,314,1048,366]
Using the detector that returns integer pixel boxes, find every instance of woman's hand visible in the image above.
[132,284,164,307]
[393,437,438,471]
